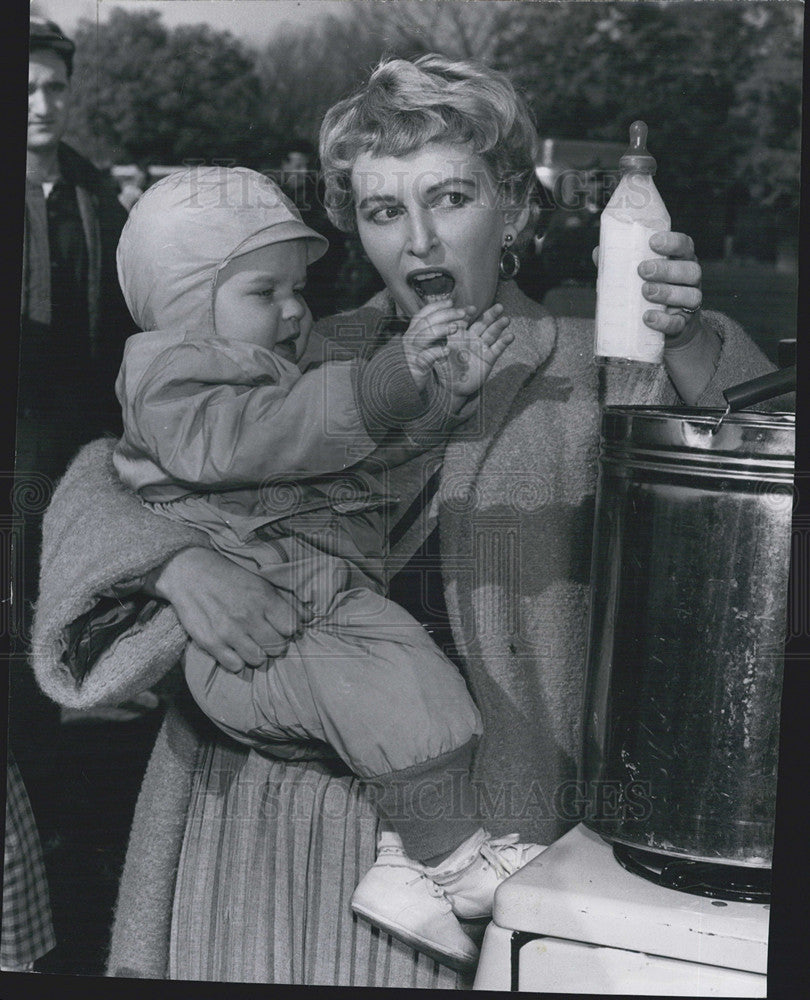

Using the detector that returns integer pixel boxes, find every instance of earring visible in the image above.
[499,232,520,280]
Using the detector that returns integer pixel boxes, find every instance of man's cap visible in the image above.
[30,16,76,65]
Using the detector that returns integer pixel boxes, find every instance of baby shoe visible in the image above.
[351,831,479,970]
[427,829,546,920]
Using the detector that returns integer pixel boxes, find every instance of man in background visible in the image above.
[7,22,142,973]
[20,16,133,493]
[18,15,136,652]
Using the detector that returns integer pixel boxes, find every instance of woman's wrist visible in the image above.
[663,316,722,405]
[664,312,701,351]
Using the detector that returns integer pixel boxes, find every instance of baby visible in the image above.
[113,166,543,969]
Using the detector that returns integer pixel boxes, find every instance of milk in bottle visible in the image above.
[594,121,671,364]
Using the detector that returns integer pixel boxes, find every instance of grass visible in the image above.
[700,261,798,363]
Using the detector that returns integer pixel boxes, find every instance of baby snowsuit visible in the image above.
[112,167,482,859]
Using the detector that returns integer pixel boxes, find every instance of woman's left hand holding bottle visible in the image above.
[638,231,704,345]
[593,230,704,345]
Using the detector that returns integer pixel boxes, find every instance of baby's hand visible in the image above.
[402,300,469,391]
[435,304,513,401]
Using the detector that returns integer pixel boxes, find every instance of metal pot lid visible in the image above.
[601,406,795,461]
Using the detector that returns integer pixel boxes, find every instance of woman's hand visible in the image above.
[147,547,305,672]
[435,303,513,402]
[402,300,469,390]
[592,230,718,401]
[592,231,704,345]
[639,231,704,346]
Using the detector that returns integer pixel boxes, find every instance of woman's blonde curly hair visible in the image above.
[319,54,539,235]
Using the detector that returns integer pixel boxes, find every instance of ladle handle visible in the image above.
[722,365,796,411]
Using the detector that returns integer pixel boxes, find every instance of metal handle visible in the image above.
[722,365,796,411]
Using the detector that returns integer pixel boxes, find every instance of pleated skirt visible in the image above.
[169,735,471,987]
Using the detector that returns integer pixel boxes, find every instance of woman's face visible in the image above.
[352,142,528,320]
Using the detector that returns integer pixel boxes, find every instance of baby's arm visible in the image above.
[372,305,513,461]
[349,302,486,468]
[125,344,380,487]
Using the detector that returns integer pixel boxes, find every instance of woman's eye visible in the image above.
[436,191,470,209]
[369,206,402,224]
[257,288,275,298]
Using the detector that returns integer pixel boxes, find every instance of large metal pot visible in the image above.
[581,406,794,867]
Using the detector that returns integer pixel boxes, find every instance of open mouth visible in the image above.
[277,332,299,348]
[275,327,303,361]
[407,270,456,303]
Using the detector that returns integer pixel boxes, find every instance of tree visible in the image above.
[730,2,803,214]
[348,0,516,62]
[59,0,801,257]
[491,0,793,256]
[66,8,264,166]
[256,0,518,154]
[256,10,387,155]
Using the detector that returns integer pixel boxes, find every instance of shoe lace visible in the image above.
[406,872,447,899]
[480,833,528,880]
[377,846,448,901]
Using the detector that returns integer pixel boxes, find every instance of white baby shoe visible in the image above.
[351,831,479,970]
[427,829,546,920]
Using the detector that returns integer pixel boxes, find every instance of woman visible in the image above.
[30,55,776,986]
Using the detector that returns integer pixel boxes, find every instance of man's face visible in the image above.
[28,49,71,153]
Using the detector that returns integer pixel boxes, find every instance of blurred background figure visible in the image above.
[17,14,136,706]
[276,136,347,319]
[19,15,136,647]
[279,138,317,206]
[117,162,149,213]
[21,17,134,489]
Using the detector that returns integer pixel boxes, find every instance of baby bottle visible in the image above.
[594,121,671,364]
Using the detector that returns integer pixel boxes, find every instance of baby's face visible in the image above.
[213,240,313,362]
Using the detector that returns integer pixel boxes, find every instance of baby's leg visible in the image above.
[182,583,484,858]
[297,589,543,970]
[183,518,485,858]
[181,555,544,971]
[301,586,485,860]
[182,642,334,762]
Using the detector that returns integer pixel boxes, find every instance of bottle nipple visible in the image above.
[619,121,657,175]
